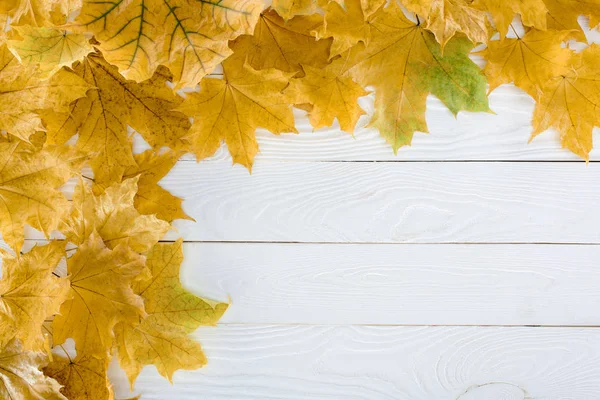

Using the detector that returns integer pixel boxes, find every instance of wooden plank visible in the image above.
[181,243,600,326]
[109,325,600,399]
[144,87,599,163]
[155,161,600,243]
[7,241,598,326]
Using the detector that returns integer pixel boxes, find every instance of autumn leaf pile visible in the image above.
[0,0,599,398]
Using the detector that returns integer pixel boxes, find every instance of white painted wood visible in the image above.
[181,242,600,326]
[136,87,600,163]
[154,161,600,244]
[7,241,599,326]
[108,325,600,399]
[27,161,600,243]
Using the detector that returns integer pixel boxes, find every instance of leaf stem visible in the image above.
[509,24,520,39]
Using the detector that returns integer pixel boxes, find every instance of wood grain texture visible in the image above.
[153,161,600,244]
[181,242,600,326]
[5,241,599,326]
[108,325,600,400]
[134,86,597,163]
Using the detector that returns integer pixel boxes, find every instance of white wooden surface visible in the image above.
[15,83,600,397]
[108,325,600,400]
[119,81,600,399]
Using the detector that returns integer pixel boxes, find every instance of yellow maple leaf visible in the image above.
[473,0,547,37]
[177,58,297,170]
[0,44,91,141]
[0,241,69,352]
[315,0,373,57]
[286,62,368,133]
[545,0,600,34]
[272,0,319,19]
[360,0,386,18]
[531,45,600,160]
[8,26,93,77]
[94,150,192,223]
[0,0,60,26]
[403,0,490,47]
[230,9,332,73]
[72,0,263,86]
[62,177,170,253]
[53,233,148,358]
[116,239,227,386]
[44,353,114,400]
[0,339,66,400]
[340,1,489,151]
[0,16,8,45]
[0,141,86,252]
[42,52,190,184]
[481,29,575,98]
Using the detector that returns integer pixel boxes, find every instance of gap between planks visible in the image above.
[213,322,600,328]
[20,239,600,245]
[176,159,598,163]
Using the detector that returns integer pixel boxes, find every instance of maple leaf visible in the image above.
[403,0,490,48]
[531,45,600,160]
[230,9,332,74]
[72,0,263,87]
[472,0,547,37]
[341,2,489,151]
[0,0,60,26]
[0,339,66,400]
[53,233,148,358]
[0,44,91,141]
[360,0,386,18]
[272,0,319,19]
[44,353,114,400]
[95,150,192,223]
[42,51,190,184]
[177,58,297,170]
[545,0,600,35]
[286,62,368,133]
[316,0,372,58]
[0,241,69,352]
[481,29,575,98]
[116,239,227,386]
[0,142,86,251]
[62,177,170,253]
[8,26,94,77]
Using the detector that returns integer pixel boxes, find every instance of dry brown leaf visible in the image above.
[53,233,148,358]
[116,239,227,386]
